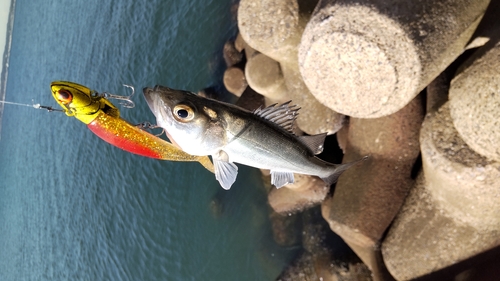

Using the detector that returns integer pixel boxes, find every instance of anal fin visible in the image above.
[271,171,294,188]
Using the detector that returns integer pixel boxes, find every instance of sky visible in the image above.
[0,0,12,77]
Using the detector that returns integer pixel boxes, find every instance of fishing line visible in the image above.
[0,99,64,112]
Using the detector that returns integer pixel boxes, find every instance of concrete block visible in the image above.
[223,40,243,67]
[234,33,245,53]
[235,87,265,112]
[449,37,500,161]
[244,52,289,103]
[245,52,345,135]
[238,0,345,135]
[223,66,247,97]
[277,207,372,281]
[298,0,490,118]
[238,0,319,66]
[421,103,500,228]
[382,103,500,280]
[426,71,451,113]
[281,64,345,135]
[268,174,329,214]
[322,95,424,278]
[383,173,500,281]
[467,0,500,49]
[269,210,302,247]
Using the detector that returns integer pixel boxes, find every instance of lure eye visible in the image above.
[173,105,195,122]
[57,89,73,104]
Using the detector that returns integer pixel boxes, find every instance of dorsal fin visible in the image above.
[253,101,300,134]
[298,133,327,155]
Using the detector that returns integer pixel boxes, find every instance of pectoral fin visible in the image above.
[213,150,238,190]
[270,171,294,188]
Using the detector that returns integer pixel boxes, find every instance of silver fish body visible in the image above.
[143,85,365,190]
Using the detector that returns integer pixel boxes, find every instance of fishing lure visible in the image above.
[50,81,214,172]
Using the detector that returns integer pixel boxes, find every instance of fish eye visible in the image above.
[173,104,195,122]
[57,89,73,104]
[177,109,189,118]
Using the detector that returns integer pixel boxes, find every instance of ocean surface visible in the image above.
[0,0,296,280]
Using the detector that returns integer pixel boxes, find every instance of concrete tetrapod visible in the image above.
[238,0,318,66]
[298,0,490,118]
[449,37,500,162]
[245,52,345,135]
[322,95,424,280]
[238,0,345,135]
[382,104,500,280]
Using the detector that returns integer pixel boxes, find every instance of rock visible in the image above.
[276,252,319,281]
[421,103,500,228]
[449,37,500,161]
[382,104,500,280]
[468,0,500,49]
[245,52,345,135]
[243,40,258,61]
[234,33,245,53]
[426,70,451,113]
[238,0,318,66]
[281,64,345,135]
[382,173,500,281]
[238,1,345,135]
[277,251,373,281]
[321,95,424,279]
[268,174,329,214]
[235,87,265,111]
[277,207,372,281]
[197,85,226,100]
[223,40,244,67]
[223,66,247,97]
[298,0,490,118]
[269,210,302,247]
[245,52,289,103]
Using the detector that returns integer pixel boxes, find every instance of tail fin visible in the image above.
[322,156,368,186]
[197,156,215,173]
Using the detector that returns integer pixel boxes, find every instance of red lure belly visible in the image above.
[87,112,195,160]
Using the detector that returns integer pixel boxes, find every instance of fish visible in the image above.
[143,85,366,190]
[50,81,214,173]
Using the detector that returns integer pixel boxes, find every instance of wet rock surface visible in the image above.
[214,1,500,280]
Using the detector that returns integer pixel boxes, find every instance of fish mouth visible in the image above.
[142,87,157,113]
[143,85,183,115]
[142,86,174,128]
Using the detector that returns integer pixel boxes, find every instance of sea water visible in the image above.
[0,0,296,280]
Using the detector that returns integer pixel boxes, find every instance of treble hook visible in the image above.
[101,84,136,108]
